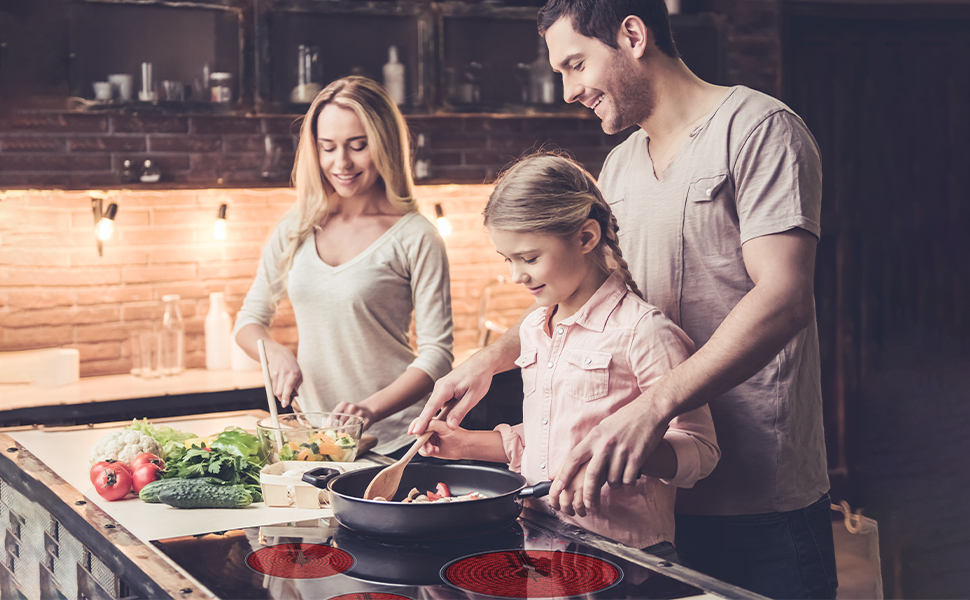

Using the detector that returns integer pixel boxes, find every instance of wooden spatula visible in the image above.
[362,404,453,500]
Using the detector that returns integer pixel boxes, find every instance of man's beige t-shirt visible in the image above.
[598,86,829,515]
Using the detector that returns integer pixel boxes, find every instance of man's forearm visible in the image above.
[649,270,814,422]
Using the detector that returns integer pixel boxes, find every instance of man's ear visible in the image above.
[617,16,650,59]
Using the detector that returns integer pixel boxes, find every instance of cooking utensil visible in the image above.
[255,339,283,447]
[362,403,452,500]
[302,462,552,538]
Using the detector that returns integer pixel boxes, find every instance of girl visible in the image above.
[420,154,719,556]
[235,77,453,456]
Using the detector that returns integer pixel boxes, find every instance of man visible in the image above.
[411,1,836,597]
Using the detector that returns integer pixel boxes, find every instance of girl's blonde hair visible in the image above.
[483,153,643,299]
[274,76,416,300]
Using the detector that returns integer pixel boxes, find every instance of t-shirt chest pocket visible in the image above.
[684,173,739,257]
[563,349,611,402]
[515,348,538,396]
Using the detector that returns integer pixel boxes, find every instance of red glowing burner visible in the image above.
[246,543,354,579]
[328,594,411,600]
[443,550,621,598]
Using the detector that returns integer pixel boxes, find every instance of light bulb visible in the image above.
[96,217,114,241]
[434,203,451,237]
[214,203,228,240]
[436,216,452,237]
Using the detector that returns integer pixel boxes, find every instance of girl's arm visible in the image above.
[418,419,509,463]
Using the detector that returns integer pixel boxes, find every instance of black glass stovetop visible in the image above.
[153,511,727,600]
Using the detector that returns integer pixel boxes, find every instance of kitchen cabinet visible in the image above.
[16,0,724,116]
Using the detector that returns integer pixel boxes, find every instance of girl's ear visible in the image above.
[578,218,602,254]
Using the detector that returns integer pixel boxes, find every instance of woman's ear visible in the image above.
[618,16,650,59]
[578,218,602,255]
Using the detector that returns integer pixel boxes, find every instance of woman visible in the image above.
[234,76,453,455]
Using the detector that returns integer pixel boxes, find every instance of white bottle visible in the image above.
[383,45,406,106]
[204,292,232,370]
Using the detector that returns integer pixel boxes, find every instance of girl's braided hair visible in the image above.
[483,153,643,300]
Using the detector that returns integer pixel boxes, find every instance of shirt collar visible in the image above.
[525,271,630,333]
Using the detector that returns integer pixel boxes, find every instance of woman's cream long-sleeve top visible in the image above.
[234,209,454,454]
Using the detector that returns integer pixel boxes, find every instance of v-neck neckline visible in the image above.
[645,86,738,181]
[311,211,414,273]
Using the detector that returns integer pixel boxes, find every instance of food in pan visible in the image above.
[371,481,487,503]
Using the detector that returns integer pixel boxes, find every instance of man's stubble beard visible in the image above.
[601,54,655,135]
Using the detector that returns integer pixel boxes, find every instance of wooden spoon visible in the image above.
[362,404,454,500]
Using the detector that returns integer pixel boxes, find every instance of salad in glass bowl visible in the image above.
[257,412,364,464]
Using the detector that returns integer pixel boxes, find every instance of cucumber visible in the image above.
[139,478,190,503]
[156,480,252,509]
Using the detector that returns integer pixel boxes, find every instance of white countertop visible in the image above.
[8,412,377,543]
[0,368,265,412]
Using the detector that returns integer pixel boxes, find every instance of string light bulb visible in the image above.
[214,203,228,240]
[434,203,452,237]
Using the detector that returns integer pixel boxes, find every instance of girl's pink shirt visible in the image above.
[495,271,720,548]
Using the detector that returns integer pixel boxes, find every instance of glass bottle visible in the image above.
[529,38,556,105]
[414,133,431,181]
[160,294,185,376]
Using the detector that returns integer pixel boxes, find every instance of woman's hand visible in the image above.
[332,401,376,432]
[264,340,302,407]
[417,419,469,460]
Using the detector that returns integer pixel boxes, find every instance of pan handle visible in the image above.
[301,467,342,489]
[516,480,553,500]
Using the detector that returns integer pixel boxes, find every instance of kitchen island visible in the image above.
[0,411,763,600]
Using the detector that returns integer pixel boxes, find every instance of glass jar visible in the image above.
[160,294,185,376]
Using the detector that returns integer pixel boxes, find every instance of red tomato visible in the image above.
[90,460,131,484]
[131,452,165,470]
[131,463,161,493]
[94,467,132,501]
[435,482,451,498]
[425,482,452,502]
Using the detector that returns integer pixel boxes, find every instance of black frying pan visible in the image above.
[302,462,552,538]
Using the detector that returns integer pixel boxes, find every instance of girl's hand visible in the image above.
[417,419,468,460]
[264,341,302,407]
[332,401,376,432]
[552,462,591,518]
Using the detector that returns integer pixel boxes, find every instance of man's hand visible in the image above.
[408,352,496,434]
[549,395,670,509]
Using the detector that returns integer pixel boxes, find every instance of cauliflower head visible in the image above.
[89,430,162,465]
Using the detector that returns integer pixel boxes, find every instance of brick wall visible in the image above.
[0,111,624,189]
[0,185,534,377]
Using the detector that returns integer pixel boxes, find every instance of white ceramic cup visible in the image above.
[92,81,112,101]
[108,74,133,101]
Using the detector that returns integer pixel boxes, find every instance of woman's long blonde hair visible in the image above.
[483,153,643,299]
[274,76,417,300]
